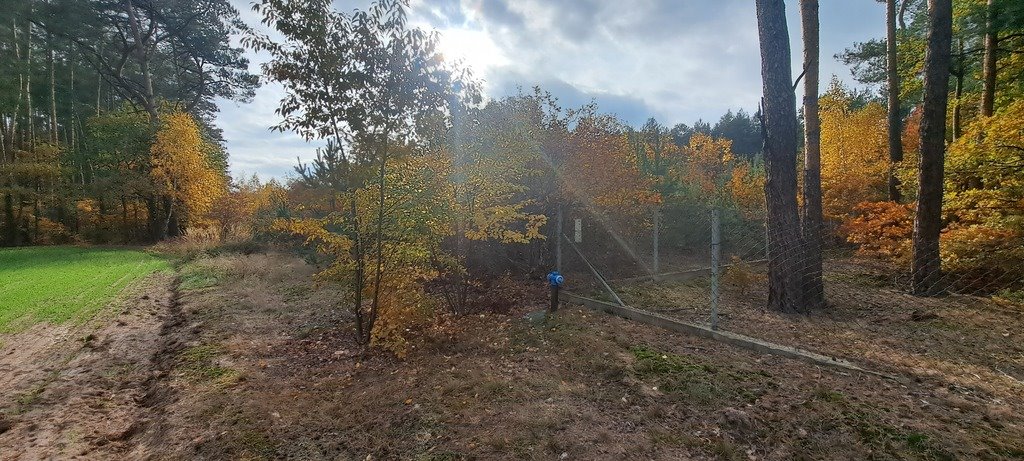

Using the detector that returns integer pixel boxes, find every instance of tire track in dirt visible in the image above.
[126,274,197,460]
[0,271,189,461]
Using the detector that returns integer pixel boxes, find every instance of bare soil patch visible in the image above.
[112,252,1024,460]
[4,252,1022,460]
[0,271,178,460]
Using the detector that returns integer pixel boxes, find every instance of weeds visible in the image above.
[178,344,242,388]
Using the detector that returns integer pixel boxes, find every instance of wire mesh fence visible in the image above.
[555,197,1024,339]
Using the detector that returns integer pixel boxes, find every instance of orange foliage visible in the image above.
[728,161,766,217]
[840,201,914,261]
[561,114,660,215]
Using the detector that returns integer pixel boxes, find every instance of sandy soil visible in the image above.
[3,252,1022,460]
[0,271,178,460]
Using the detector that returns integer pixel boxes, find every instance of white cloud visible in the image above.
[219,0,886,179]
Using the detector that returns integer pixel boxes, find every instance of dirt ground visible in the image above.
[2,251,1023,460]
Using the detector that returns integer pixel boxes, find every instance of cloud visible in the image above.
[221,0,886,179]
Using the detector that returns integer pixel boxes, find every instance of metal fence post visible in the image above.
[653,206,660,276]
[710,207,721,330]
[556,204,563,272]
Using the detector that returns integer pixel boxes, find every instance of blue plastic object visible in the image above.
[547,271,565,288]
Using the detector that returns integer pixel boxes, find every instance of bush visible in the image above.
[941,224,1024,294]
[839,201,914,262]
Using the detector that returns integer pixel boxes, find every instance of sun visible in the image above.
[437,28,509,75]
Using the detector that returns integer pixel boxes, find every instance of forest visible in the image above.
[2,0,1024,458]
[3,0,1021,346]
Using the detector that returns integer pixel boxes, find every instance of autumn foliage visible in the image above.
[150,111,227,228]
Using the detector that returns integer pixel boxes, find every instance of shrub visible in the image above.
[840,201,914,262]
[941,224,1024,294]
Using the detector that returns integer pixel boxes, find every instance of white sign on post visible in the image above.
[574,218,582,243]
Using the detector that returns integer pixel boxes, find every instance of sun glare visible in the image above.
[437,28,509,75]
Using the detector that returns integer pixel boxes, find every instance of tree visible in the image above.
[912,0,953,296]
[981,0,997,117]
[756,0,810,313]
[150,111,226,236]
[800,0,826,310]
[41,0,258,124]
[711,110,762,159]
[819,82,891,220]
[250,0,472,344]
[886,0,905,202]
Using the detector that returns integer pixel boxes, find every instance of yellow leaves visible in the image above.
[728,161,766,218]
[819,82,889,220]
[150,111,227,221]
[945,100,1024,226]
[941,224,1024,291]
[561,114,660,224]
[369,268,435,358]
[274,217,353,256]
[676,133,736,202]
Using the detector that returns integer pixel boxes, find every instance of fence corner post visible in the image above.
[710,207,721,330]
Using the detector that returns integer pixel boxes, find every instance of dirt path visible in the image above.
[0,272,182,460]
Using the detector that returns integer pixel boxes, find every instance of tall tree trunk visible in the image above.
[886,0,904,202]
[799,0,825,310]
[756,0,808,313]
[980,0,997,117]
[123,0,159,124]
[2,194,14,246]
[48,34,57,145]
[912,0,952,296]
[366,136,390,344]
[350,195,366,342]
[952,59,963,141]
[25,16,34,150]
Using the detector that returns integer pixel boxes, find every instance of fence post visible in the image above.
[556,204,563,272]
[652,206,660,277]
[710,207,721,330]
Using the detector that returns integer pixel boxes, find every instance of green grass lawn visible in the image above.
[0,246,170,333]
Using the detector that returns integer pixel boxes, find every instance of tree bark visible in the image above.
[366,135,390,344]
[886,0,904,202]
[25,16,34,150]
[912,0,952,296]
[756,0,808,313]
[123,0,159,124]
[48,34,57,145]
[799,0,825,310]
[952,56,963,141]
[980,0,997,117]
[350,195,366,342]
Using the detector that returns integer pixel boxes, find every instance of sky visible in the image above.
[216,0,887,180]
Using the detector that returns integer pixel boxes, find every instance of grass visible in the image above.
[630,345,770,405]
[178,344,242,388]
[0,246,169,333]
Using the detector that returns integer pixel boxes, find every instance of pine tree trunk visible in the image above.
[980,0,997,117]
[952,63,963,141]
[123,1,159,124]
[49,35,57,145]
[756,0,808,313]
[886,0,904,202]
[799,0,825,310]
[912,0,952,296]
[25,16,34,149]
